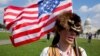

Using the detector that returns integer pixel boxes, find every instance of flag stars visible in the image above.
[39,0,60,16]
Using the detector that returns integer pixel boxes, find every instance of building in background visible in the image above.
[82,17,98,38]
[84,17,92,34]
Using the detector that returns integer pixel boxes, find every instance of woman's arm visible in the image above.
[79,47,87,56]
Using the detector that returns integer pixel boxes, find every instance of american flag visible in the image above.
[4,0,72,47]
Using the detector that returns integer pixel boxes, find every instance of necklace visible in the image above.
[57,44,72,56]
[61,48,72,56]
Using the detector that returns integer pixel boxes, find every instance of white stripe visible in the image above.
[24,8,38,11]
[4,15,17,19]
[5,9,22,14]
[22,13,38,17]
[14,19,38,24]
[57,0,72,7]
[38,13,50,19]
[14,22,55,43]
[51,6,72,18]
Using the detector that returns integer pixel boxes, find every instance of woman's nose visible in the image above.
[70,30,76,36]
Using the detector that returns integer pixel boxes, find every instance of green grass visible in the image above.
[0,38,53,56]
[77,38,100,56]
[0,32,11,40]
[0,32,100,56]
[0,38,100,56]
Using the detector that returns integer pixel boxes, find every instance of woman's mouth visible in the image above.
[67,36,75,41]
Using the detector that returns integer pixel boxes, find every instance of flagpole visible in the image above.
[74,38,79,56]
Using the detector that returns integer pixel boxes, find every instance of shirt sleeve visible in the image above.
[79,47,87,56]
[40,47,49,56]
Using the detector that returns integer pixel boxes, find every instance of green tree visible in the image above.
[0,23,6,29]
[96,29,100,35]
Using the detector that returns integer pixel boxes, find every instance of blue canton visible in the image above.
[38,0,61,17]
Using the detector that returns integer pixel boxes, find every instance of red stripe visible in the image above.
[28,4,38,8]
[17,9,38,17]
[4,19,14,23]
[4,12,19,16]
[24,11,38,14]
[53,2,72,13]
[67,10,72,13]
[12,16,56,38]
[5,5,24,11]
[10,28,53,47]
[21,16,38,19]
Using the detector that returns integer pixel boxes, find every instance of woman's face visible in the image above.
[59,29,77,44]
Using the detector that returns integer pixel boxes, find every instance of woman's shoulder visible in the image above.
[42,47,49,51]
[79,47,86,52]
[79,46,87,56]
[40,47,49,56]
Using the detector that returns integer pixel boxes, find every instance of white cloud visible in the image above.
[92,13,100,24]
[79,5,89,13]
[0,0,11,4]
[93,13,100,19]
[90,4,100,13]
[79,4,100,13]
[91,13,100,29]
[24,0,38,6]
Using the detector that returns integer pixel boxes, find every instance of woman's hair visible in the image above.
[51,12,82,46]
[51,32,60,47]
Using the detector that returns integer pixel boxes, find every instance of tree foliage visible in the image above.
[96,29,100,35]
[0,23,6,29]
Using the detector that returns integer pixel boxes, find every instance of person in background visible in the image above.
[87,32,92,43]
[40,12,87,56]
[47,33,50,40]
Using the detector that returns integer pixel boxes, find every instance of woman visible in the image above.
[40,12,87,56]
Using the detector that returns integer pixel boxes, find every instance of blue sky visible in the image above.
[0,0,100,30]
